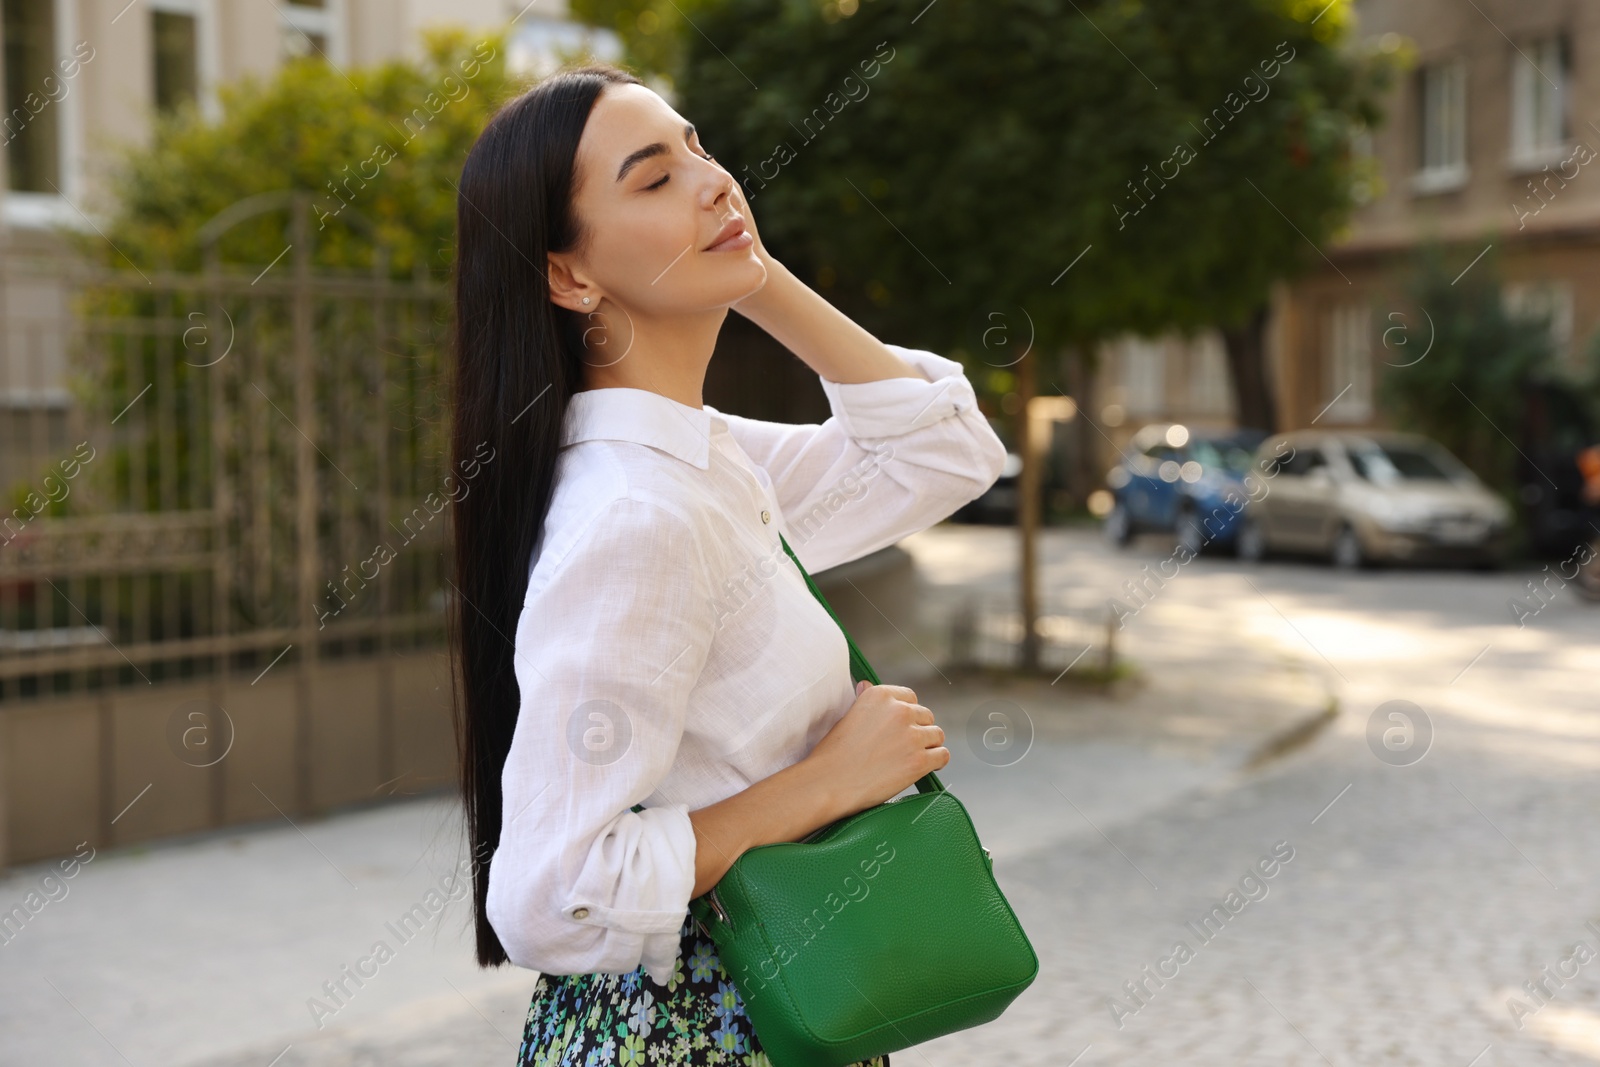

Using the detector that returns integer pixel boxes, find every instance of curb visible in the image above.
[1241,693,1341,771]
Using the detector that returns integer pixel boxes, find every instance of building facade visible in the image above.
[1095,330,1239,440]
[1090,0,1600,468]
[1275,0,1600,431]
[0,0,536,229]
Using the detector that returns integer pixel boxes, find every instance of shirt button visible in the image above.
[761,510,770,524]
[572,907,589,919]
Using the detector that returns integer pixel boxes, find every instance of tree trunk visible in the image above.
[1220,304,1277,433]
[1063,344,1098,505]
[1017,345,1041,673]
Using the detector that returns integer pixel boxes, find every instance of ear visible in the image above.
[546,251,595,313]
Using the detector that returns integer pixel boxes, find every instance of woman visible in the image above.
[448,61,1008,1067]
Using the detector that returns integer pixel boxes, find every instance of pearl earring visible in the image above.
[581,297,591,305]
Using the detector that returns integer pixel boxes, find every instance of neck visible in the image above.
[581,305,728,409]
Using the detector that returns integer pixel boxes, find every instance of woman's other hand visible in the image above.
[806,680,949,817]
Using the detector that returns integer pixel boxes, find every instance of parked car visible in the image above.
[1103,423,1269,555]
[1235,430,1513,569]
[1517,379,1599,558]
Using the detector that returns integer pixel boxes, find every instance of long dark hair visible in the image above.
[448,62,644,968]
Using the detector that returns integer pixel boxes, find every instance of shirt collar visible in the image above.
[561,387,728,470]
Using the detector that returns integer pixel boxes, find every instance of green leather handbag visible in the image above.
[665,532,1040,1066]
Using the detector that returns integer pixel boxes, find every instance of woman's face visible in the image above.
[551,83,766,318]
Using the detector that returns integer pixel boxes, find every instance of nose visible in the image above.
[702,161,735,210]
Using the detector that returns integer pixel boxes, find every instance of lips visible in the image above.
[703,216,748,252]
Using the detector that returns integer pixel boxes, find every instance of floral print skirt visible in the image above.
[517,910,891,1067]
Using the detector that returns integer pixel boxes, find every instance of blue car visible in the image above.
[1102,423,1268,555]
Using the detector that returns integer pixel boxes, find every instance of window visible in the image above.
[150,1,216,120]
[1345,440,1459,484]
[1324,303,1373,424]
[152,9,197,112]
[1504,280,1575,368]
[3,0,60,193]
[1188,439,1256,475]
[1282,448,1328,477]
[1187,331,1232,416]
[1510,36,1567,169]
[1123,337,1167,416]
[1415,58,1467,193]
[1349,122,1377,205]
[280,0,341,64]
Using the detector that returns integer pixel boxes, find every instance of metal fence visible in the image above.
[0,193,458,868]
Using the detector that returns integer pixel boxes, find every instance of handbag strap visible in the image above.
[777,532,944,796]
[631,532,946,817]
[778,533,880,688]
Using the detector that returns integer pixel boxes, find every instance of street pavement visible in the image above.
[905,524,1600,1066]
[2,523,1596,1066]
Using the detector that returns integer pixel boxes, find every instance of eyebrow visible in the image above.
[616,123,696,183]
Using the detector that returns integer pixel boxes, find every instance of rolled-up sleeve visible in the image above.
[713,344,1008,573]
[487,495,715,983]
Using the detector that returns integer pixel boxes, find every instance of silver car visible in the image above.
[1235,430,1513,569]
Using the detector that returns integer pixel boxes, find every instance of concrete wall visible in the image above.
[0,550,924,870]
[1,651,458,868]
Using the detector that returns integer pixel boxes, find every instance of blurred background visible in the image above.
[0,0,1598,1064]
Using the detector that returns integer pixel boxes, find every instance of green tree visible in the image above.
[678,0,1392,668]
[1379,244,1556,501]
[569,0,714,83]
[679,0,1391,428]
[1574,319,1600,420]
[85,27,522,277]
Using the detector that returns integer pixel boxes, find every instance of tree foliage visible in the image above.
[1379,245,1557,498]
[676,0,1393,365]
[568,0,714,84]
[53,34,511,521]
[84,28,525,276]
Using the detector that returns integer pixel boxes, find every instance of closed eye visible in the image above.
[645,151,718,191]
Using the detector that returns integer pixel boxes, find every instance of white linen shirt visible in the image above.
[485,343,1008,983]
